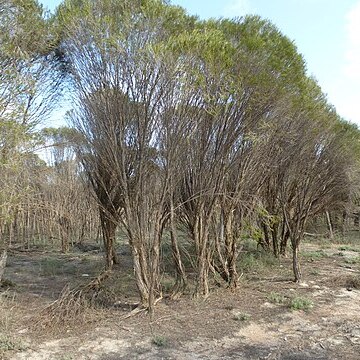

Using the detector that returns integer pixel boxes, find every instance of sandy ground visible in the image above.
[1,242,360,360]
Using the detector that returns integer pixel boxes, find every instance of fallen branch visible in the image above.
[119,296,163,320]
[34,270,111,329]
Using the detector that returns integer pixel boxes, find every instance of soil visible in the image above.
[1,241,360,360]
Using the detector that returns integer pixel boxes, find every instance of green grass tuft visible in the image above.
[290,297,313,311]
[301,250,328,260]
[0,335,25,352]
[152,335,167,347]
[338,246,360,252]
[267,292,286,304]
[238,250,279,273]
[344,256,360,265]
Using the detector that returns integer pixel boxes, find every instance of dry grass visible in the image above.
[344,274,360,289]
[0,291,28,358]
[0,290,18,333]
[330,274,360,290]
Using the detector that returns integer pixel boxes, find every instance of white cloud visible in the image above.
[222,0,251,18]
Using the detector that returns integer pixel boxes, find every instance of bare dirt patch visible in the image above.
[1,242,360,360]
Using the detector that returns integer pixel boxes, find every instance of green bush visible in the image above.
[152,335,167,347]
[290,297,313,311]
[267,292,286,304]
[338,246,360,252]
[344,257,360,265]
[0,335,25,352]
[238,250,278,273]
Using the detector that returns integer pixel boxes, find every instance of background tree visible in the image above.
[0,0,63,281]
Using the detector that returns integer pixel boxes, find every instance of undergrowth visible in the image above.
[290,297,313,311]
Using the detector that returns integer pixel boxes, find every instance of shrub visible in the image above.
[290,297,313,311]
[344,257,360,265]
[152,335,167,347]
[338,246,360,252]
[238,250,278,273]
[267,292,286,304]
[301,250,327,260]
[0,335,25,352]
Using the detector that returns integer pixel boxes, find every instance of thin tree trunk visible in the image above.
[292,242,301,282]
[271,223,279,257]
[326,211,334,239]
[280,228,289,256]
[195,218,210,297]
[169,200,187,297]
[148,225,162,316]
[262,222,270,250]
[341,210,347,235]
[132,243,150,306]
[100,212,118,269]
[227,238,238,289]
[224,212,238,288]
[0,249,7,283]
[59,216,70,253]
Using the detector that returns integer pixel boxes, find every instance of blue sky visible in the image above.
[40,0,360,126]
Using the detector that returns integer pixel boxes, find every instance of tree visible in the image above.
[0,0,62,281]
[259,79,354,282]
[59,0,198,309]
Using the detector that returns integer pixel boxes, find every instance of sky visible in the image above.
[40,0,360,126]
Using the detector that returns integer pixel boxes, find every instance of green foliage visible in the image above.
[0,334,25,352]
[338,246,360,253]
[344,256,360,265]
[0,0,61,249]
[290,297,313,311]
[336,232,360,245]
[241,223,264,246]
[301,250,328,260]
[241,239,258,252]
[238,253,257,272]
[267,292,286,304]
[0,0,52,56]
[152,335,167,347]
[238,249,278,273]
[218,15,306,98]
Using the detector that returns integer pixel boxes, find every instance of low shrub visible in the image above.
[290,297,313,311]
